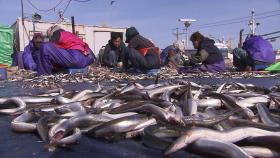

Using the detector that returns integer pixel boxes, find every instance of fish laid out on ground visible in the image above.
[1,80,280,158]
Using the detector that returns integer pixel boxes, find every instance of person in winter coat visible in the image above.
[22,33,44,71]
[161,40,185,69]
[36,25,96,75]
[233,35,275,71]
[123,27,160,72]
[102,33,126,68]
[178,31,225,73]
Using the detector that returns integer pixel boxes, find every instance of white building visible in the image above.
[11,18,126,55]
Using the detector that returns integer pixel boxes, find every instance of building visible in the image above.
[11,18,126,55]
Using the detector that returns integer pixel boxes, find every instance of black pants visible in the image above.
[124,48,160,71]
[103,50,118,67]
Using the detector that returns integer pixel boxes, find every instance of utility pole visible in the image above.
[71,16,75,35]
[248,9,260,36]
[172,28,184,42]
[21,0,24,24]
[239,29,244,48]
[20,0,25,50]
[175,28,179,41]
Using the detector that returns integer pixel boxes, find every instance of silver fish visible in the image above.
[11,111,37,132]
[37,116,49,142]
[182,83,197,116]
[88,114,150,138]
[191,138,252,158]
[256,103,280,127]
[0,97,26,115]
[242,146,280,158]
[164,127,280,155]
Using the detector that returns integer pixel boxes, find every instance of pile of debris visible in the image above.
[5,66,280,89]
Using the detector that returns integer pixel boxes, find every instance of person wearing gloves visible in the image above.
[102,33,126,68]
[161,40,186,69]
[179,31,225,73]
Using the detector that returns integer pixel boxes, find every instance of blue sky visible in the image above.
[0,0,280,49]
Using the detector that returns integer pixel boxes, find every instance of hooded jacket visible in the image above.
[197,37,224,65]
[126,27,154,49]
[243,36,275,64]
[50,29,90,55]
[22,41,40,71]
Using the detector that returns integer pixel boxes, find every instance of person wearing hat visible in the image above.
[102,33,127,68]
[35,25,96,75]
[178,31,225,73]
[22,33,44,71]
[123,27,160,72]
[161,40,186,69]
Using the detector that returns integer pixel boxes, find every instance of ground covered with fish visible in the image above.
[0,68,280,158]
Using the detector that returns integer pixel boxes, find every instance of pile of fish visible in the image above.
[6,66,280,89]
[1,80,280,157]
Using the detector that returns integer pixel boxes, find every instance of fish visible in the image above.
[182,108,241,127]
[182,83,197,116]
[71,89,94,102]
[87,114,150,138]
[256,103,280,127]
[0,97,26,115]
[37,116,50,142]
[164,127,280,155]
[2,78,280,156]
[206,92,255,119]
[145,85,185,98]
[190,138,253,158]
[11,111,37,132]
[48,114,106,146]
[196,98,222,107]
[55,102,86,118]
[242,146,280,158]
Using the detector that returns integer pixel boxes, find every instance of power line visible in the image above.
[260,31,280,37]
[73,0,91,2]
[192,13,280,29]
[265,35,280,40]
[26,0,65,12]
[256,13,280,20]
[192,9,280,28]
[193,19,249,29]
[55,0,72,23]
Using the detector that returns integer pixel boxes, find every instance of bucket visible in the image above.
[0,64,8,80]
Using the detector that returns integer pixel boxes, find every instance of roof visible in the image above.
[14,17,126,30]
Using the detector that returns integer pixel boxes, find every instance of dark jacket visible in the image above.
[126,27,155,49]
[191,37,224,65]
[50,29,64,43]
[22,41,40,71]
[103,40,127,62]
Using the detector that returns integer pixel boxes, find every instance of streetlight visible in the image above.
[179,18,196,49]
